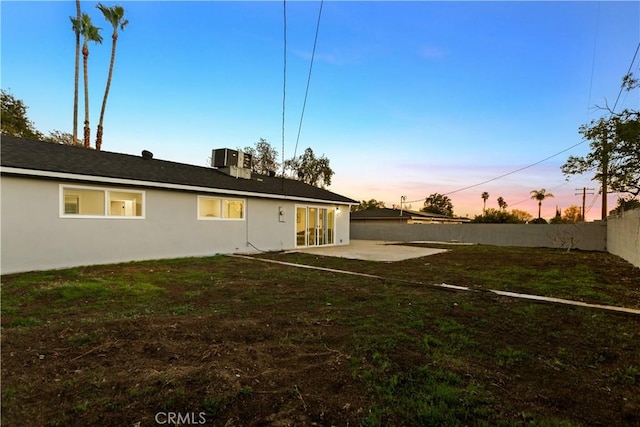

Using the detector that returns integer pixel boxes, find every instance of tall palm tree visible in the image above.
[70,0,82,145]
[481,192,489,212]
[497,196,507,211]
[530,189,554,219]
[80,13,102,148]
[95,3,128,151]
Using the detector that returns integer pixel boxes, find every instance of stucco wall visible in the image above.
[1,177,351,274]
[607,208,640,268]
[350,222,607,251]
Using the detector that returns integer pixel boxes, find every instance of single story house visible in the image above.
[350,207,470,224]
[1,136,356,274]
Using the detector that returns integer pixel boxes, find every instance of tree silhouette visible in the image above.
[530,189,554,219]
[481,192,489,212]
[95,3,128,151]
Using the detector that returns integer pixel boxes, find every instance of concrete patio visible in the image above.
[288,240,448,262]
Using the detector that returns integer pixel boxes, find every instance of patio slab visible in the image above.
[288,240,447,262]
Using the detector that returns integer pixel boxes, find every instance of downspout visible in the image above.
[245,199,250,250]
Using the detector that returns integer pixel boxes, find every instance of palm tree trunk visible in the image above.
[83,42,90,149]
[538,201,542,219]
[96,33,118,151]
[72,0,81,145]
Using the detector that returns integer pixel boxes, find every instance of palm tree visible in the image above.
[530,189,554,219]
[79,13,102,148]
[95,3,128,151]
[70,0,82,145]
[497,196,508,211]
[481,192,489,212]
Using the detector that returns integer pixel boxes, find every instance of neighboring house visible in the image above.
[350,207,470,224]
[1,136,356,274]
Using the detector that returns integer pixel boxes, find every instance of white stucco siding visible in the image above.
[245,199,294,252]
[335,206,351,246]
[1,178,239,273]
[1,176,352,274]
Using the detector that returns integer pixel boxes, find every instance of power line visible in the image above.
[508,178,577,208]
[585,1,600,123]
[281,0,287,182]
[584,191,600,216]
[293,0,324,160]
[403,41,640,206]
[403,139,588,204]
[612,42,640,113]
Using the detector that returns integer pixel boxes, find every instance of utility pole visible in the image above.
[601,132,609,221]
[400,196,406,216]
[575,187,594,221]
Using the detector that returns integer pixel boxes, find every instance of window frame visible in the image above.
[59,184,145,219]
[197,196,246,221]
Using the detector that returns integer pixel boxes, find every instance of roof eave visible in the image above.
[1,166,355,205]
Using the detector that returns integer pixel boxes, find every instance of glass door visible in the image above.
[295,206,336,247]
[308,208,317,246]
[318,209,326,246]
[296,207,307,247]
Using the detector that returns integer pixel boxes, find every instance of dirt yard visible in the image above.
[2,245,639,426]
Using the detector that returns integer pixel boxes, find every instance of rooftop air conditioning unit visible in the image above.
[211,148,253,179]
[211,148,252,169]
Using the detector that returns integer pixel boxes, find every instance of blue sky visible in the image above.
[2,1,639,220]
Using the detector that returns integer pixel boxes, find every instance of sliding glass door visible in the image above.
[295,206,336,247]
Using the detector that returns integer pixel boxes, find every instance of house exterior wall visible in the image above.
[1,176,351,274]
[607,208,640,268]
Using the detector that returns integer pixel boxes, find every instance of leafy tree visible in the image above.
[70,0,82,145]
[352,199,385,212]
[44,130,75,145]
[562,73,640,213]
[530,218,548,224]
[95,3,128,151]
[511,209,533,223]
[610,196,640,215]
[530,189,554,219]
[243,138,280,175]
[0,90,43,139]
[562,205,583,223]
[284,147,334,188]
[481,191,489,212]
[471,208,523,223]
[79,13,103,148]
[550,207,563,224]
[422,193,453,216]
[497,196,508,211]
[1,90,74,143]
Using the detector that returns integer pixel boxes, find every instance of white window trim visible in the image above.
[294,204,338,247]
[59,184,145,219]
[197,196,246,221]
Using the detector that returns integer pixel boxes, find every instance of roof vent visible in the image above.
[141,150,153,159]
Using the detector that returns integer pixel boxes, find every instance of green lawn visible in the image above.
[2,245,639,426]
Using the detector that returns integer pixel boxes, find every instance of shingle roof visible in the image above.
[350,207,414,219]
[350,207,462,220]
[1,136,356,204]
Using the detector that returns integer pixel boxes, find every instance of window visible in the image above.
[198,196,245,220]
[61,185,144,218]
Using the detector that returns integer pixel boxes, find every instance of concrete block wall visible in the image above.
[607,208,640,268]
[350,222,607,251]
